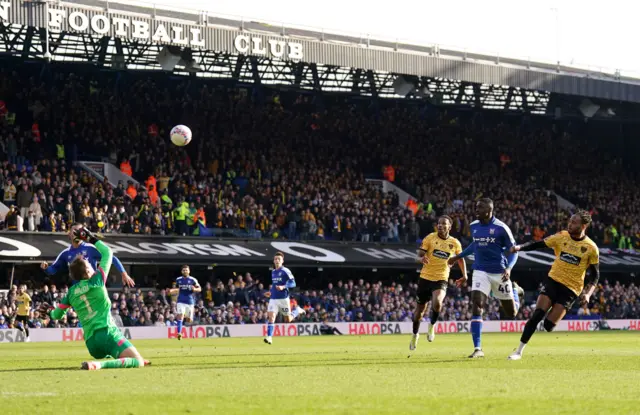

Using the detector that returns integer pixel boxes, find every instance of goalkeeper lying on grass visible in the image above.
[40,226,150,370]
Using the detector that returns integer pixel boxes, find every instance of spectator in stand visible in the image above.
[16,183,32,220]
[7,273,639,330]
[5,205,19,231]
[38,284,54,305]
[3,178,16,204]
[1,62,638,246]
[28,195,43,231]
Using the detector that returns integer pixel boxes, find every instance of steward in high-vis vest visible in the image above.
[173,201,189,236]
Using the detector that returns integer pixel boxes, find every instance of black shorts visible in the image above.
[15,315,29,325]
[417,279,448,305]
[540,277,578,310]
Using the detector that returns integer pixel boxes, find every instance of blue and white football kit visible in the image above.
[265,266,296,344]
[267,267,296,317]
[458,217,520,351]
[176,276,199,320]
[45,241,126,281]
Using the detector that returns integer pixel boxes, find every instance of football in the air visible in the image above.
[170,125,192,146]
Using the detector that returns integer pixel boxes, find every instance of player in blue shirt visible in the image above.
[41,223,134,288]
[169,265,201,340]
[264,251,296,345]
[448,198,522,358]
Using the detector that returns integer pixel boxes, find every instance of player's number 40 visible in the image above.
[498,284,511,294]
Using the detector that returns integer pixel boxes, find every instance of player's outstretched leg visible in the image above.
[265,311,276,344]
[469,291,486,358]
[427,288,446,342]
[176,312,184,340]
[82,358,144,370]
[20,319,30,341]
[15,318,30,342]
[291,305,306,320]
[512,281,524,312]
[82,339,150,370]
[410,302,427,351]
[500,281,521,321]
[508,308,545,361]
[509,295,553,360]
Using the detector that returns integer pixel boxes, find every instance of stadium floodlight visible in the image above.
[579,99,600,118]
[157,46,182,71]
[392,75,415,97]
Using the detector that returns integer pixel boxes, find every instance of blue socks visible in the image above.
[177,319,183,335]
[267,323,274,337]
[471,315,483,349]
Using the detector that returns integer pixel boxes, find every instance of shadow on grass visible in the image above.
[0,366,78,373]
[161,358,473,371]
[0,357,473,373]
[148,350,379,360]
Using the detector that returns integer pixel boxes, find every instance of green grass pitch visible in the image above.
[0,332,638,414]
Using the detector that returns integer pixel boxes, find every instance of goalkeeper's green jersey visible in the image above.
[51,240,115,340]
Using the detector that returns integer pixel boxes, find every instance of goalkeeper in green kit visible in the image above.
[41,227,150,370]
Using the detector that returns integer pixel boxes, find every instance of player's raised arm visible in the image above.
[112,255,135,287]
[87,243,133,287]
[448,242,475,266]
[455,258,468,285]
[511,232,563,252]
[48,295,71,320]
[41,249,68,275]
[511,240,547,253]
[511,232,562,253]
[109,254,125,274]
[74,227,112,281]
[457,242,476,258]
[94,240,114,281]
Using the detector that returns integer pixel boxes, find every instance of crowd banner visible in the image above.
[1,320,639,343]
[1,232,640,271]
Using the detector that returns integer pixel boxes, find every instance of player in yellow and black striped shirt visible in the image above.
[507,210,600,360]
[410,215,467,351]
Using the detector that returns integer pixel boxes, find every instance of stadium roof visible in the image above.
[1,0,640,103]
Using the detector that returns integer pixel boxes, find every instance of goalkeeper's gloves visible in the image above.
[38,302,53,315]
[73,226,102,244]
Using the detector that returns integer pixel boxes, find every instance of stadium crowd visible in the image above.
[1,62,639,248]
[0,273,638,329]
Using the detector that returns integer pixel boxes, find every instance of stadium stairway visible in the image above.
[366,179,415,206]
[0,201,8,221]
[368,178,574,216]
[76,161,142,190]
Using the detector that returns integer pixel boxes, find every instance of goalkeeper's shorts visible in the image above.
[85,326,132,359]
